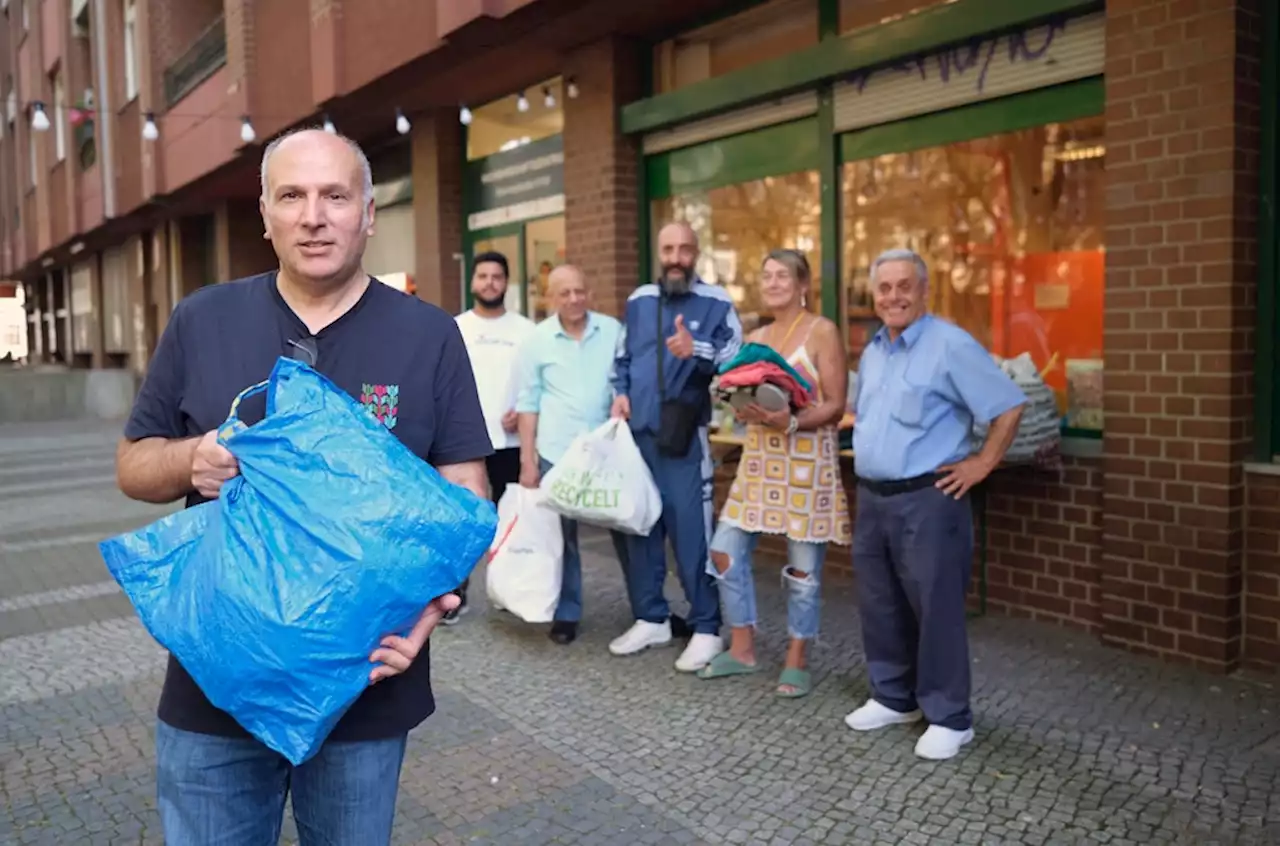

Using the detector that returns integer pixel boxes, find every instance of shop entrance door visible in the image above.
[468,215,566,320]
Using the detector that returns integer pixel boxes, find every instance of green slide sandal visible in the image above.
[775,667,811,699]
[697,653,760,680]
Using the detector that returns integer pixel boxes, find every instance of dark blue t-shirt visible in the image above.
[123,271,493,742]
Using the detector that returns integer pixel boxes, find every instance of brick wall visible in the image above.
[147,0,223,101]
[1100,0,1261,671]
[713,451,1105,630]
[563,37,644,318]
[1245,472,1280,669]
[983,459,1105,631]
[411,110,465,314]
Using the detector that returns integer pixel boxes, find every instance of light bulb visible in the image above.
[543,87,555,109]
[240,117,256,144]
[30,103,49,132]
[516,91,529,112]
[142,113,159,141]
[566,79,579,99]
[459,106,472,126]
[322,115,336,134]
[395,109,410,135]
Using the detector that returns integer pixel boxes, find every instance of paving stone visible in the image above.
[3,420,1280,844]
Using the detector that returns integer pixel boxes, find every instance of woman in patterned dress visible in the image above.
[698,249,852,697]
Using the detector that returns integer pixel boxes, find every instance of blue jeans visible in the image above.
[708,523,827,639]
[539,457,630,623]
[155,721,408,845]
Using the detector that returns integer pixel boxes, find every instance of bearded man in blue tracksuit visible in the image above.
[609,221,743,673]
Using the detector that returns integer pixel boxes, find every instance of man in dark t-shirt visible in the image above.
[114,128,492,845]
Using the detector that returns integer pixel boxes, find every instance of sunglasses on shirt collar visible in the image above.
[287,336,318,367]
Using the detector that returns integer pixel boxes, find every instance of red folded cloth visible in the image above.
[718,361,813,409]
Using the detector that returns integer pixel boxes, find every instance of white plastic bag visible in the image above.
[540,419,662,536]
[485,484,564,623]
[973,352,1062,466]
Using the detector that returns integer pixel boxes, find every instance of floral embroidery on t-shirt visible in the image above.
[360,383,399,430]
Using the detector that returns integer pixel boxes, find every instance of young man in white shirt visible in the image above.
[452,251,535,623]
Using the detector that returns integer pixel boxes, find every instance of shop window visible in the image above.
[466,77,564,161]
[652,0,817,96]
[651,170,821,334]
[523,215,566,320]
[838,0,934,34]
[467,215,566,319]
[841,116,1105,431]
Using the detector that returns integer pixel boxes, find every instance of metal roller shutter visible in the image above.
[642,91,819,155]
[833,11,1105,134]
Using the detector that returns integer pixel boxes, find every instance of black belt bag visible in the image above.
[655,293,699,458]
[657,400,699,457]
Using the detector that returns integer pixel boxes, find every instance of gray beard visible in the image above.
[659,272,691,296]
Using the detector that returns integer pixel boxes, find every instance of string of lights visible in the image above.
[16,77,579,144]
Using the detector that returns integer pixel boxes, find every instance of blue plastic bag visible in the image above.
[100,357,498,765]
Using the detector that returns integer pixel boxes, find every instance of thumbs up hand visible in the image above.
[666,313,695,360]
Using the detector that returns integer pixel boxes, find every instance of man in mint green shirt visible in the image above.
[516,265,630,645]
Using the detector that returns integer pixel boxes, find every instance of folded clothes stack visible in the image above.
[715,342,814,413]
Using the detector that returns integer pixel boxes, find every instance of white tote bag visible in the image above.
[485,484,564,623]
[540,419,662,536]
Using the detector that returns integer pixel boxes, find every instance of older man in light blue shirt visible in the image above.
[845,248,1026,762]
[516,265,630,646]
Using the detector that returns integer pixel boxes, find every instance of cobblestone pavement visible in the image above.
[3,420,1280,845]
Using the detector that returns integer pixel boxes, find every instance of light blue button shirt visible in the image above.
[853,314,1027,482]
[515,311,623,465]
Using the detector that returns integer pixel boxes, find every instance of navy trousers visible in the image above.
[852,484,973,731]
[622,427,721,635]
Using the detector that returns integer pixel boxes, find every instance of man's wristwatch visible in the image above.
[786,415,799,435]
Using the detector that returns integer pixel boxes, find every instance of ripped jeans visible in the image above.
[707,523,826,640]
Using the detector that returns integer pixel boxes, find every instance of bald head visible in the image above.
[657,221,698,248]
[547,264,585,295]
[656,220,699,294]
[547,263,590,325]
[258,127,376,289]
[260,128,373,217]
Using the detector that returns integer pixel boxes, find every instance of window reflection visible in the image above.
[652,0,816,95]
[467,77,564,161]
[841,116,1105,429]
[652,171,821,334]
[839,0,936,34]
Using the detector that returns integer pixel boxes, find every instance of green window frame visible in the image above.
[835,77,1104,441]
[836,77,1103,165]
[645,118,821,201]
[632,0,1106,439]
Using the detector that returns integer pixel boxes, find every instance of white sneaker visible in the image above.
[914,725,974,760]
[674,633,724,673]
[608,620,672,656]
[843,699,923,731]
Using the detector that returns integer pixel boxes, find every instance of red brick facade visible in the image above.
[713,0,1279,676]
[6,0,1278,672]
[1096,0,1262,670]
[1245,473,1280,668]
[563,37,644,319]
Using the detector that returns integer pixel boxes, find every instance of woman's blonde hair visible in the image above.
[763,248,813,306]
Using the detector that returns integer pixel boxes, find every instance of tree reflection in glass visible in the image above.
[840,116,1105,427]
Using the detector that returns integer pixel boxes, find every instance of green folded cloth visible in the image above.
[718,342,813,395]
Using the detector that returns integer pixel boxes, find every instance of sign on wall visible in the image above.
[465,134,564,232]
[833,11,1105,133]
